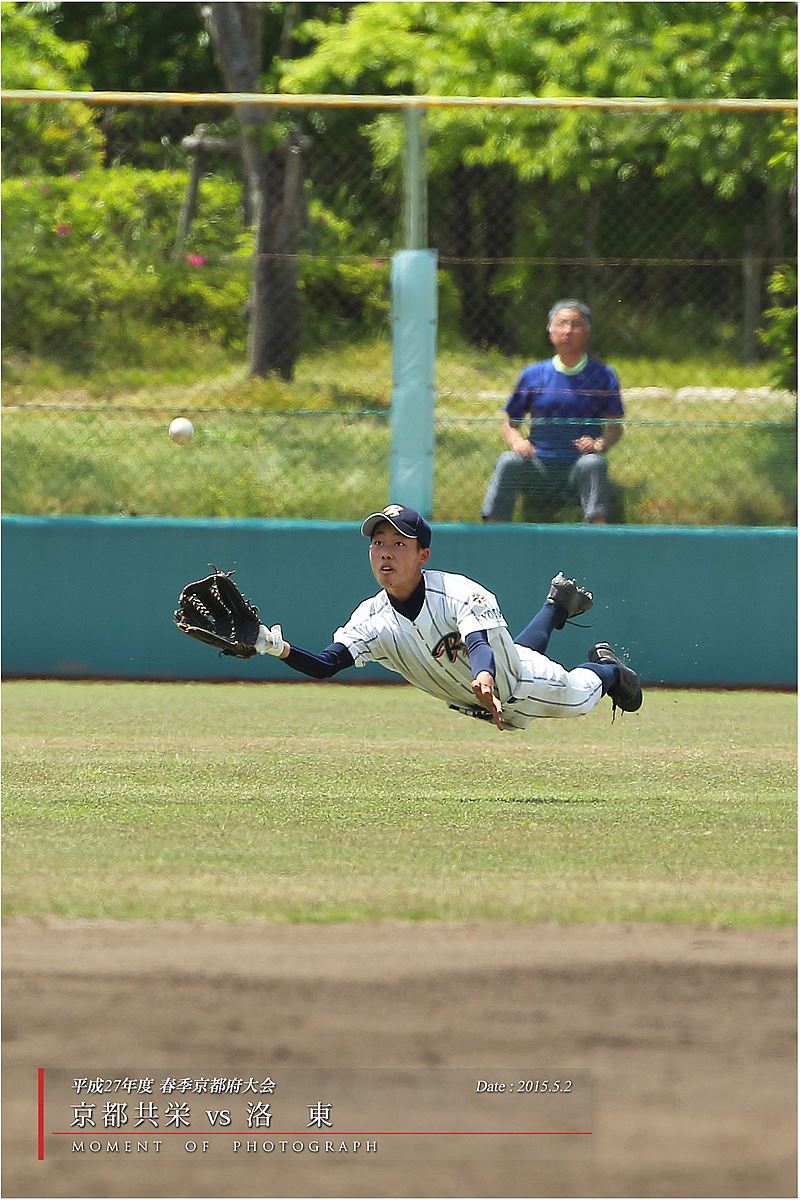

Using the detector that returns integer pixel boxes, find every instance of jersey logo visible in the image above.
[432,632,466,664]
[468,592,503,622]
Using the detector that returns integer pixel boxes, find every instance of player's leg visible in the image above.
[569,453,609,523]
[585,642,643,713]
[514,604,561,653]
[505,639,641,723]
[515,573,593,652]
[507,647,606,720]
[481,452,542,522]
[546,645,641,717]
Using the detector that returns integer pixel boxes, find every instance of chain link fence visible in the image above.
[2,99,796,526]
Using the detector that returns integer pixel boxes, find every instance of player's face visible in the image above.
[548,307,591,358]
[368,522,430,599]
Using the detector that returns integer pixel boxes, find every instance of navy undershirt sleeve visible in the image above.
[284,631,493,681]
[284,641,354,680]
[465,630,495,679]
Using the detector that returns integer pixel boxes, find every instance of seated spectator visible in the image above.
[481,299,623,524]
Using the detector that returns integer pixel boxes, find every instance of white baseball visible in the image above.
[169,417,194,444]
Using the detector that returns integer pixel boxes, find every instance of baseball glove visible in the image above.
[174,567,261,658]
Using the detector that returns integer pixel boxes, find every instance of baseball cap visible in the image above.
[360,504,432,549]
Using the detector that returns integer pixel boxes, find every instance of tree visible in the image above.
[48,0,222,167]
[0,2,104,175]
[281,2,797,352]
[200,2,304,379]
[28,1,306,376]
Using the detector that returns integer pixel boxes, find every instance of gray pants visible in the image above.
[481,451,609,522]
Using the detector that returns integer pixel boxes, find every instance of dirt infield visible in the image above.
[3,919,796,1199]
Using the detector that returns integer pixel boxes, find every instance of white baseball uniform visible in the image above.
[333,569,603,730]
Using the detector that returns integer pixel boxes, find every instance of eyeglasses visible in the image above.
[551,320,587,330]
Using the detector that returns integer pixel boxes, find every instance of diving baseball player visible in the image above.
[251,503,642,731]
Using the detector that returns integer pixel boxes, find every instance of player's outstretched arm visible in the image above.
[256,626,355,680]
[471,670,504,732]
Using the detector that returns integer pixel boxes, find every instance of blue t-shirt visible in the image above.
[505,357,623,463]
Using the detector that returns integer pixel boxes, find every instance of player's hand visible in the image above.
[472,671,504,731]
[573,436,597,455]
[255,624,288,657]
[512,438,535,459]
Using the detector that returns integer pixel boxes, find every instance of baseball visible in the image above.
[169,417,194,444]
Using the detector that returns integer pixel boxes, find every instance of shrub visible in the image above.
[1,168,248,364]
[2,167,397,366]
[759,264,798,393]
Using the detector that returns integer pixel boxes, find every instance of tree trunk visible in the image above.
[250,137,303,378]
[200,2,302,380]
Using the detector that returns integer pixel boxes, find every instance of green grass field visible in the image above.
[1,332,781,404]
[3,681,795,926]
[3,337,796,525]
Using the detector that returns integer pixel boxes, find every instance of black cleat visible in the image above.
[588,642,643,715]
[546,571,593,622]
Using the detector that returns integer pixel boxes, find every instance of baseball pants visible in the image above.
[481,451,609,522]
[498,645,604,729]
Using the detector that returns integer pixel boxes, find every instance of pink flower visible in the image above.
[55,224,71,237]
[186,254,207,267]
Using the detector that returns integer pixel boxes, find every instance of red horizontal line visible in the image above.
[54,1129,592,1137]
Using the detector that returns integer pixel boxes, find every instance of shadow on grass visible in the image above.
[456,795,602,805]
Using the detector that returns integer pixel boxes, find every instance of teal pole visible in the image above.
[403,108,428,249]
[389,108,437,516]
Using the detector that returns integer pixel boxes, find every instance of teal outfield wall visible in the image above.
[2,516,796,687]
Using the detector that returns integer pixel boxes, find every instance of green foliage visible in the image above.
[4,682,795,924]
[284,2,797,194]
[280,2,797,355]
[0,2,104,174]
[46,0,223,166]
[48,1,355,166]
[1,168,249,360]
[760,264,798,391]
[1,167,390,363]
[299,199,390,343]
[300,257,390,344]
